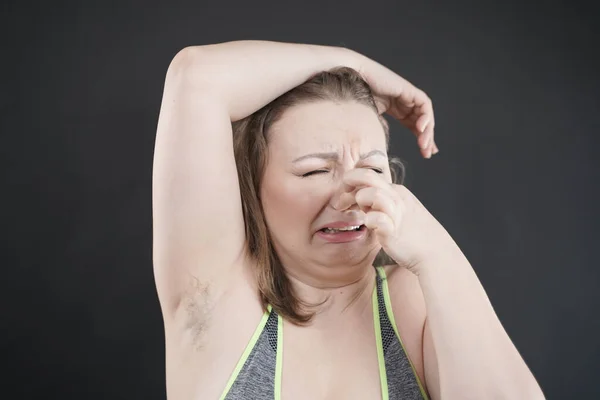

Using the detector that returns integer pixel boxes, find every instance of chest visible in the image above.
[280,317,383,400]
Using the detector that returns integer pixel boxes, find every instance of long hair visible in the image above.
[232,67,405,325]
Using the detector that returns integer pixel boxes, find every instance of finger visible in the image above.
[342,168,391,191]
[416,90,434,119]
[410,93,434,157]
[420,118,435,159]
[332,178,360,210]
[418,129,430,152]
[355,186,396,216]
[334,169,393,211]
[334,169,396,210]
[416,113,430,137]
[334,190,358,211]
[364,211,395,237]
[414,91,433,128]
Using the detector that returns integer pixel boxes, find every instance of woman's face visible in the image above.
[261,100,392,273]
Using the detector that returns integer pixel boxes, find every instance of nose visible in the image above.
[329,179,359,212]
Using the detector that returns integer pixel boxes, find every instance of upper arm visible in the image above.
[423,317,441,400]
[152,48,246,313]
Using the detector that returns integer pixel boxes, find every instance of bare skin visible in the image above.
[153,41,544,400]
[159,101,427,400]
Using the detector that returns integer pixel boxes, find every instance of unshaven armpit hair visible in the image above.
[232,67,406,325]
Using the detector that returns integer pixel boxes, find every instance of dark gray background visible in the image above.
[2,0,598,398]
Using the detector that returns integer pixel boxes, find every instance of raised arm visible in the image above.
[151,41,359,314]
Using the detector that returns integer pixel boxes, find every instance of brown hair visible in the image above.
[232,67,406,325]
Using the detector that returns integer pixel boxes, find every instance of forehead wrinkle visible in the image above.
[292,149,387,163]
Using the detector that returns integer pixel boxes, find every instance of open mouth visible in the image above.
[319,225,366,234]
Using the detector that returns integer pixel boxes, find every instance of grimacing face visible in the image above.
[260,100,392,274]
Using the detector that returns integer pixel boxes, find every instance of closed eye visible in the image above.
[302,168,382,177]
[301,170,329,177]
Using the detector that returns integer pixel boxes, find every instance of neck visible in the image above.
[284,260,377,322]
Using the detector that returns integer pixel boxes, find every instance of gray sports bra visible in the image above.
[220,266,429,400]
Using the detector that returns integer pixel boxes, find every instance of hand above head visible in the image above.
[350,51,438,159]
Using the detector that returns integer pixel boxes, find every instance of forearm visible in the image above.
[167,40,358,121]
[417,246,544,399]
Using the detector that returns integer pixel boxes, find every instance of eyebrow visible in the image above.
[292,150,387,163]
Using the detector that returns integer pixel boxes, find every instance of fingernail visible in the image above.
[421,137,430,149]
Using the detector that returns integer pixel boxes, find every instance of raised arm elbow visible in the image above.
[165,46,202,81]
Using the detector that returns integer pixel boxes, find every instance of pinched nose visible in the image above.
[329,183,359,211]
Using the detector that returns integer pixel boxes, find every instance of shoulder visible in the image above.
[381,264,428,388]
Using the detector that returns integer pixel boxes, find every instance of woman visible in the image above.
[152,40,544,400]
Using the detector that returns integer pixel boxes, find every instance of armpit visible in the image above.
[179,275,213,351]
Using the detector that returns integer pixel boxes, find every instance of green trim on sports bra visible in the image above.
[218,305,273,400]
[376,266,430,400]
[373,272,390,399]
[274,312,283,400]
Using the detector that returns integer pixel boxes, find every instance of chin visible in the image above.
[319,242,380,267]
